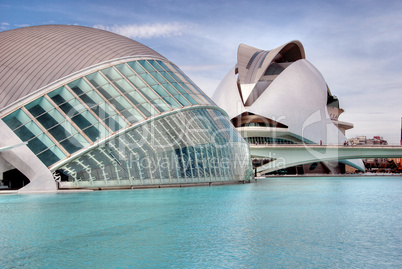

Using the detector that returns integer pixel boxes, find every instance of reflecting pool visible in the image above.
[1,176,401,268]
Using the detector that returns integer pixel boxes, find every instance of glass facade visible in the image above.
[2,58,253,187]
[57,108,253,188]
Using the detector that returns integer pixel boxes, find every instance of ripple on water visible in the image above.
[0,176,401,268]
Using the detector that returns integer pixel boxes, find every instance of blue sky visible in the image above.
[1,0,401,143]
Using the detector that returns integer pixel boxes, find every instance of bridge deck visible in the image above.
[249,144,402,174]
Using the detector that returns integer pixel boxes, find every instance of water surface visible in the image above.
[0,176,401,268]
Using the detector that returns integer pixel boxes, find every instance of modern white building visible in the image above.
[212,41,364,174]
[0,25,253,192]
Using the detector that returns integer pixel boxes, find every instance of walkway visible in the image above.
[250,144,402,174]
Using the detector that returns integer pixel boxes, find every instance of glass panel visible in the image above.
[105,115,127,132]
[3,109,31,130]
[185,83,214,104]
[163,96,181,109]
[101,67,123,81]
[60,133,87,154]
[58,98,86,118]
[150,84,170,97]
[171,82,187,94]
[173,94,191,106]
[121,108,144,124]
[138,87,159,100]
[127,61,146,74]
[139,73,158,85]
[90,103,109,120]
[25,97,54,117]
[96,84,120,100]
[37,145,66,167]
[149,60,164,71]
[183,94,199,105]
[156,61,171,72]
[14,121,42,141]
[82,122,109,141]
[27,97,86,150]
[137,103,159,117]
[71,110,98,130]
[167,71,181,83]
[149,71,167,84]
[48,86,74,105]
[36,108,66,129]
[159,61,180,78]
[159,71,176,83]
[161,83,180,95]
[108,96,130,112]
[178,82,193,94]
[113,79,135,94]
[125,91,147,105]
[150,99,171,112]
[115,63,135,77]
[27,133,55,155]
[138,60,156,72]
[86,72,108,88]
[68,78,93,95]
[127,75,147,89]
[48,124,72,141]
[170,64,189,81]
[170,64,213,104]
[79,90,105,107]
[194,94,210,105]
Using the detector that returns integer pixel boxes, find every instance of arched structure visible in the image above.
[212,41,364,175]
[251,145,402,174]
[0,25,253,192]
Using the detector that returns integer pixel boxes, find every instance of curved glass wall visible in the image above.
[2,57,253,186]
[2,59,213,167]
[56,108,253,188]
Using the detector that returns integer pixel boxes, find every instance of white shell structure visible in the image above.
[212,41,364,174]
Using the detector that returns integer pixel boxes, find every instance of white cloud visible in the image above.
[0,22,10,30]
[14,24,30,27]
[93,23,187,39]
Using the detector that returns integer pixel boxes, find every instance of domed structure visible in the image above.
[212,41,364,174]
[0,25,164,109]
[0,25,253,192]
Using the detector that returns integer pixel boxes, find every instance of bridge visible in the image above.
[249,144,402,174]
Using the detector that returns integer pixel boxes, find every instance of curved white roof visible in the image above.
[0,25,165,108]
[211,66,245,119]
[213,41,352,145]
[237,41,305,86]
[249,59,341,144]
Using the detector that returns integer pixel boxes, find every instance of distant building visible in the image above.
[346,136,400,173]
[348,136,388,145]
[212,41,364,174]
[0,25,253,192]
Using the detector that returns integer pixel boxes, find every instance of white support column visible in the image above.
[0,120,57,192]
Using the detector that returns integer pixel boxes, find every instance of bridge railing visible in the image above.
[248,143,402,148]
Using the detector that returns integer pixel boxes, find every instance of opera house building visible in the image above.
[0,25,253,192]
[212,41,364,174]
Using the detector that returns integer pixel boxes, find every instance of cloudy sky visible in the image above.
[1,0,401,143]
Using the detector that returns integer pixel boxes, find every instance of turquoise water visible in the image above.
[0,176,401,268]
